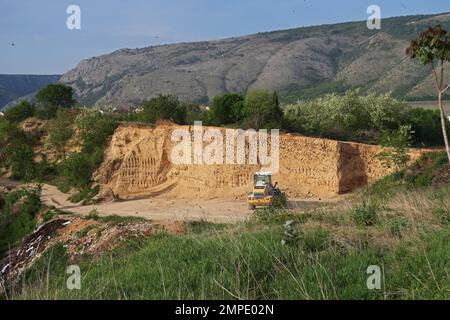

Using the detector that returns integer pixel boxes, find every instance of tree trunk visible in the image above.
[438,91,450,162]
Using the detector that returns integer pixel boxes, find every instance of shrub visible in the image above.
[84,210,100,221]
[140,94,187,124]
[58,152,92,188]
[47,110,74,158]
[5,142,36,181]
[407,108,449,147]
[376,125,413,170]
[0,118,38,180]
[3,101,34,123]
[210,93,244,125]
[74,109,118,155]
[352,203,378,226]
[35,84,75,119]
[284,91,409,142]
[0,185,42,256]
[272,192,288,209]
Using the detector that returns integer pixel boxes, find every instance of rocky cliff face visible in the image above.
[94,124,423,200]
[58,13,450,107]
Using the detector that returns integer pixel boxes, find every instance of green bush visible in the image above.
[58,152,92,188]
[284,91,409,142]
[376,125,413,170]
[0,118,38,181]
[352,203,378,226]
[210,93,244,125]
[272,192,288,209]
[75,109,118,155]
[407,108,449,147]
[35,84,75,119]
[3,101,34,123]
[47,110,74,158]
[0,185,42,256]
[84,209,100,221]
[7,143,36,181]
[139,94,187,124]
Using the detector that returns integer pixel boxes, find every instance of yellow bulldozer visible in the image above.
[247,172,281,210]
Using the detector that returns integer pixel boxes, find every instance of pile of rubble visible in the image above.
[0,215,153,295]
[64,219,153,257]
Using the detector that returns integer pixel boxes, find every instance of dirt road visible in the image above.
[2,180,335,224]
[40,185,334,223]
[41,184,251,223]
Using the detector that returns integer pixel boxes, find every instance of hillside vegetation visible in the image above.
[5,152,449,300]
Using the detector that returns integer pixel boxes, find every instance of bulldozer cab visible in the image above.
[253,172,272,187]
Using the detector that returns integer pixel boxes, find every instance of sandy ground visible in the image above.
[41,184,252,223]
[40,184,336,223]
[1,180,336,224]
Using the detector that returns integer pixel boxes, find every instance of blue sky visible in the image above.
[0,0,449,74]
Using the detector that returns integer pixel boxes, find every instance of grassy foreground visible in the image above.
[7,154,450,300]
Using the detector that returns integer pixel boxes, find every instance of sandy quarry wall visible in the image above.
[94,123,423,200]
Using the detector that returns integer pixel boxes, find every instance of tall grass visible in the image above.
[12,223,450,300]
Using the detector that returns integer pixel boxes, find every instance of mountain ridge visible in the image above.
[9,13,450,108]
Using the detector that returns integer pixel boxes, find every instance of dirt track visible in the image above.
[1,180,336,224]
[40,185,333,223]
[41,184,251,223]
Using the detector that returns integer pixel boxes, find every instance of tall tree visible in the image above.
[243,89,283,130]
[210,93,244,125]
[140,94,186,125]
[35,84,75,119]
[406,25,450,161]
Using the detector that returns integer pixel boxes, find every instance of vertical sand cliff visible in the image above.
[94,123,423,200]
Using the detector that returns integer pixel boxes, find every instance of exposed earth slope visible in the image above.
[94,123,424,201]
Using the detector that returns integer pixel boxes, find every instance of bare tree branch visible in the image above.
[443,83,450,94]
[431,61,442,91]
